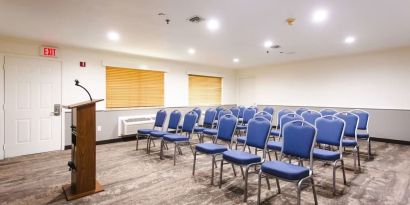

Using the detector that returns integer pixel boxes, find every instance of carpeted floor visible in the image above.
[0,139,409,205]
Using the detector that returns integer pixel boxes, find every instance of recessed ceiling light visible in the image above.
[188,48,196,54]
[207,19,220,31]
[107,31,120,41]
[312,9,328,23]
[264,40,274,48]
[233,58,239,63]
[344,36,356,44]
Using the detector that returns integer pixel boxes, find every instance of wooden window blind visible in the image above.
[189,74,222,106]
[106,66,164,108]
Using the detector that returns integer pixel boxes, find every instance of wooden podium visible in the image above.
[62,99,104,200]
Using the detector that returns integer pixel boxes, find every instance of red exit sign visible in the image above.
[40,46,58,57]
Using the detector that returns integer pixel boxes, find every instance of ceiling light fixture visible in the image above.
[107,31,120,41]
[344,36,356,44]
[312,9,328,23]
[207,19,220,31]
[264,40,274,48]
[188,48,196,54]
[233,58,239,63]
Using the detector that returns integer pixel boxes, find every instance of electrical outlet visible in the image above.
[97,126,102,132]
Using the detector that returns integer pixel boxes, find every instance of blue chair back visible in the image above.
[315,116,345,147]
[279,113,303,135]
[277,109,294,128]
[263,106,274,116]
[216,114,238,142]
[181,111,198,133]
[255,111,273,122]
[249,106,259,113]
[245,117,271,150]
[301,110,322,125]
[335,112,358,138]
[320,108,338,116]
[215,106,224,120]
[295,107,309,116]
[168,110,182,130]
[229,107,240,117]
[351,109,369,130]
[238,106,246,118]
[242,108,256,124]
[203,108,217,127]
[218,109,232,122]
[192,107,202,123]
[154,109,167,127]
[282,120,317,160]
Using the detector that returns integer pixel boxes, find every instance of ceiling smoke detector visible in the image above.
[187,15,205,23]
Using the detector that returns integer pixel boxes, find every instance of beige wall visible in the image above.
[0,36,237,110]
[238,47,410,110]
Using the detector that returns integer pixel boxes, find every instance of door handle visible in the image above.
[51,104,61,116]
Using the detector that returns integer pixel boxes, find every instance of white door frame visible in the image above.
[2,54,64,159]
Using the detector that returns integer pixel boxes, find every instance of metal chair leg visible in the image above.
[297,181,302,205]
[275,178,281,193]
[231,164,237,176]
[332,161,337,195]
[265,176,271,190]
[192,151,197,176]
[311,177,318,205]
[174,143,177,166]
[341,159,347,185]
[211,155,215,185]
[240,166,245,179]
[244,166,250,202]
[136,134,139,150]
[160,139,164,159]
[257,171,262,205]
[368,138,372,160]
[219,159,224,188]
[357,146,361,172]
[147,137,151,154]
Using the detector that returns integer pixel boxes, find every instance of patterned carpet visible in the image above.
[0,139,409,205]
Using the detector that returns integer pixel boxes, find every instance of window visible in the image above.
[106,66,164,108]
[189,74,222,106]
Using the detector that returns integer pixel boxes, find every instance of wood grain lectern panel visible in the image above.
[62,99,104,200]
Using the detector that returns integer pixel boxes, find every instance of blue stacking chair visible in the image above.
[263,106,274,116]
[238,105,246,122]
[249,106,259,112]
[313,116,347,195]
[193,108,217,141]
[193,114,238,185]
[214,106,224,124]
[148,110,181,154]
[160,111,198,165]
[320,108,338,116]
[219,117,272,202]
[295,107,309,115]
[236,107,256,135]
[301,110,322,125]
[257,120,318,205]
[203,109,233,142]
[136,109,167,150]
[230,107,240,118]
[236,112,273,149]
[335,112,361,173]
[270,109,294,137]
[351,109,371,159]
[179,107,202,130]
[267,113,303,160]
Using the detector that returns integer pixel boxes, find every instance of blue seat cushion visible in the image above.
[138,129,154,135]
[270,129,280,136]
[203,129,218,136]
[267,141,282,151]
[313,148,340,161]
[236,124,247,130]
[223,150,261,165]
[342,139,357,147]
[163,134,189,142]
[237,136,246,143]
[195,143,228,154]
[357,133,369,139]
[150,131,168,137]
[261,161,310,181]
[194,127,205,132]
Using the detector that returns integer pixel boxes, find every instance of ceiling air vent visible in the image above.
[187,15,205,23]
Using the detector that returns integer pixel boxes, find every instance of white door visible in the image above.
[4,55,62,158]
[238,77,256,107]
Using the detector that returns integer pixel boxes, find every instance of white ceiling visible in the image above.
[1,0,410,68]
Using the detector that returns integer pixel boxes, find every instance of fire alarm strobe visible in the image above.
[80,62,86,67]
